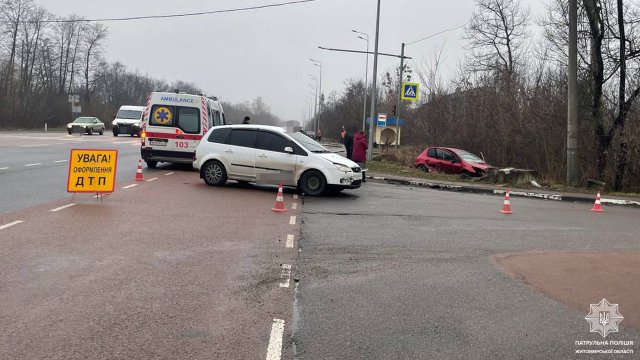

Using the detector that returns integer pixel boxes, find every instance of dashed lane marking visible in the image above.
[50,204,76,212]
[289,216,296,225]
[123,184,138,189]
[0,220,23,230]
[53,160,67,163]
[164,172,175,176]
[279,264,292,288]
[292,202,298,210]
[0,167,8,170]
[20,144,52,147]
[24,163,42,167]
[293,194,298,199]
[286,234,294,248]
[265,319,285,360]
[146,177,158,182]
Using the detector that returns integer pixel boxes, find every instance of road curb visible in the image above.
[367,175,640,208]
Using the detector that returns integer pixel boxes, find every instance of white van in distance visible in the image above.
[141,91,226,168]
[112,105,145,137]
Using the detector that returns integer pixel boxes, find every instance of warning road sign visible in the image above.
[67,149,118,193]
[401,82,420,101]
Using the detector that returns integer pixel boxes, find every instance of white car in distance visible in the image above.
[193,125,362,196]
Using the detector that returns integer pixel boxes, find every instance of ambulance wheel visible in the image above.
[99,128,104,135]
[87,128,93,135]
[146,161,157,169]
[300,170,326,196]
[203,160,227,187]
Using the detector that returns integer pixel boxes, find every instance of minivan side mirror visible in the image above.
[284,146,294,154]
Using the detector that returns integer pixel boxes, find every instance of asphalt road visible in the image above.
[294,182,640,359]
[0,131,149,214]
[0,170,300,359]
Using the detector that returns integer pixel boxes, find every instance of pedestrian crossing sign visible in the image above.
[401,82,419,101]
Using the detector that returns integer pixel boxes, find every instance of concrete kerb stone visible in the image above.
[367,175,640,208]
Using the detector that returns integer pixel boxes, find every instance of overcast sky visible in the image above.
[34,0,547,121]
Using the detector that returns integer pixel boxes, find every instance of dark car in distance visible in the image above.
[415,146,494,177]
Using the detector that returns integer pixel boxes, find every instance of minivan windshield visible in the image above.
[116,110,142,120]
[289,132,329,153]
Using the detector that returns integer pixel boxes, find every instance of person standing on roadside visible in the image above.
[343,127,354,160]
[242,116,250,124]
[316,128,322,142]
[352,130,368,182]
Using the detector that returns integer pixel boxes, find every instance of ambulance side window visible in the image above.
[212,110,221,126]
[207,106,213,129]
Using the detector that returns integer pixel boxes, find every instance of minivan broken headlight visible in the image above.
[334,163,351,172]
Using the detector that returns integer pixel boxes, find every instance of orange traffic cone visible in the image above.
[271,184,288,213]
[134,160,144,181]
[500,189,513,214]
[591,192,603,212]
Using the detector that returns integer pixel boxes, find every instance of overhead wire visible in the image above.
[33,0,320,23]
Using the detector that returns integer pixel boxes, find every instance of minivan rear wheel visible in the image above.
[300,170,326,196]
[203,160,227,186]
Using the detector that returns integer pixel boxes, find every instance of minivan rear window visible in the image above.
[149,105,200,134]
[208,128,231,143]
[227,129,256,148]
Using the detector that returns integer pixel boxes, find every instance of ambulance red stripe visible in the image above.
[145,132,203,140]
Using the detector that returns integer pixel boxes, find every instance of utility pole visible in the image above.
[367,0,381,161]
[310,59,322,133]
[394,43,405,149]
[567,0,579,184]
[353,30,370,132]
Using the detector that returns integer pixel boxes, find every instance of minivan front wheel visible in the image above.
[203,160,227,186]
[300,170,326,196]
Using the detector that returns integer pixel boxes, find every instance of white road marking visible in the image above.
[293,194,298,199]
[20,144,51,147]
[164,172,175,176]
[53,160,67,163]
[0,167,8,170]
[123,184,138,189]
[292,202,297,210]
[279,264,292,288]
[289,216,296,225]
[50,203,76,212]
[24,163,42,167]
[265,319,285,360]
[286,234,294,248]
[0,220,23,230]
[146,177,158,182]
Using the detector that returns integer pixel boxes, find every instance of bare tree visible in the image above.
[465,0,531,77]
[81,22,107,102]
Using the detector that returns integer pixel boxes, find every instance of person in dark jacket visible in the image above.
[242,116,250,124]
[343,127,354,160]
[352,130,368,182]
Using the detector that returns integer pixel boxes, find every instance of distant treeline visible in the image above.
[0,0,282,129]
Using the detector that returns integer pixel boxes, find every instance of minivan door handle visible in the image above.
[225,149,233,153]
[258,154,268,158]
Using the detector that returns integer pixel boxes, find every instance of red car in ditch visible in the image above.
[415,147,494,177]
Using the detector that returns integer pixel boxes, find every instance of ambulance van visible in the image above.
[141,92,226,168]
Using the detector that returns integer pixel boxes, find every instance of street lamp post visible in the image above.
[310,59,322,133]
[309,83,318,132]
[352,30,369,132]
[367,0,381,161]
